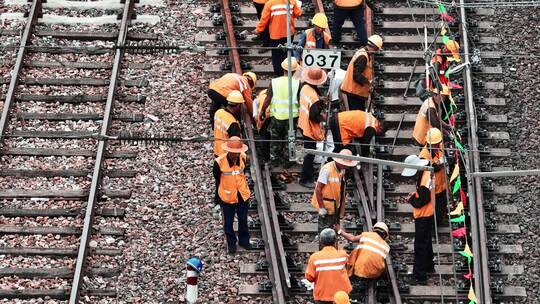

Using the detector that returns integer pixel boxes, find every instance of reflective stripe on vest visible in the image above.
[341,48,371,98]
[314,256,347,265]
[305,29,331,49]
[270,76,300,120]
[314,256,347,272]
[216,153,251,204]
[365,111,375,130]
[311,162,344,215]
[413,170,435,219]
[214,110,238,156]
[354,237,390,259]
[271,4,287,16]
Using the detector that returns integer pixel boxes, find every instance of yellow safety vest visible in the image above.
[270,76,300,120]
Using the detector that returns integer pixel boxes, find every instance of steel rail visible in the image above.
[68,1,135,302]
[458,1,491,302]
[0,0,41,146]
[219,0,288,302]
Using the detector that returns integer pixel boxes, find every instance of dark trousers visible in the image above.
[258,119,271,163]
[270,38,290,76]
[343,91,368,111]
[300,135,317,183]
[413,216,435,280]
[435,191,448,226]
[329,113,344,153]
[222,197,250,249]
[254,3,270,48]
[269,117,297,165]
[208,89,227,127]
[332,6,367,45]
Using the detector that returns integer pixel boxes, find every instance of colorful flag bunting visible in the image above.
[450,164,460,182]
[450,214,465,223]
[450,201,464,215]
[468,285,478,304]
[452,176,461,194]
[454,138,465,154]
[464,269,473,279]
[460,244,473,263]
[442,35,450,45]
[437,4,447,13]
[452,227,467,237]
[460,189,467,207]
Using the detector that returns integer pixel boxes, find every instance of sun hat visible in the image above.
[221,136,248,153]
[401,155,430,177]
[301,67,328,86]
[334,149,359,167]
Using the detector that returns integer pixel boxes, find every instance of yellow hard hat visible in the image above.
[333,291,350,304]
[311,13,328,29]
[281,57,298,71]
[425,128,443,145]
[243,72,257,87]
[373,222,389,235]
[367,34,383,49]
[226,90,245,104]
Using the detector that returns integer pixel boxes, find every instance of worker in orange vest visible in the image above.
[298,67,328,188]
[340,34,382,111]
[328,110,384,154]
[312,149,358,232]
[431,39,461,88]
[252,0,270,53]
[208,72,257,126]
[336,222,390,282]
[419,128,448,226]
[412,90,450,146]
[305,228,352,303]
[402,154,435,284]
[294,13,332,62]
[255,0,302,76]
[213,91,244,157]
[332,0,368,46]
[213,137,251,254]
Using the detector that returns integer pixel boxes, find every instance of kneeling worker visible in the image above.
[305,228,352,303]
[208,72,257,126]
[213,137,251,254]
[336,222,390,280]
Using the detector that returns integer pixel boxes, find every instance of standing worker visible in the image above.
[402,154,435,284]
[298,67,328,188]
[252,0,270,53]
[208,72,257,125]
[305,228,352,303]
[255,0,302,76]
[213,137,252,254]
[213,91,244,157]
[419,128,448,226]
[332,0,368,46]
[294,13,332,62]
[259,58,301,167]
[340,35,383,111]
[412,92,451,146]
[329,110,385,154]
[431,39,461,88]
[336,222,390,281]
[311,149,358,231]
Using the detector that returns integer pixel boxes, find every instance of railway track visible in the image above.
[0,0,154,301]
[201,0,528,303]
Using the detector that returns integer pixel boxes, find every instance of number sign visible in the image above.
[302,49,341,69]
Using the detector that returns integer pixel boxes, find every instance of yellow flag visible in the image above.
[450,164,460,182]
[468,285,478,303]
[450,201,464,216]
[463,244,473,257]
[441,24,447,36]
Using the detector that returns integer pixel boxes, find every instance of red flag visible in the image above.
[440,13,455,23]
[460,189,467,207]
[452,227,467,237]
[464,269,473,279]
[449,81,463,89]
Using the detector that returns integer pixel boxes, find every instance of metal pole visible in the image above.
[468,169,540,178]
[286,0,295,161]
[304,149,434,171]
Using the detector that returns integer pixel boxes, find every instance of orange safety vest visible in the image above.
[216,153,251,204]
[256,0,302,40]
[419,145,447,194]
[412,98,437,146]
[255,89,270,131]
[214,109,240,156]
[305,246,352,301]
[347,232,389,279]
[413,170,435,219]
[334,0,363,8]
[341,48,372,98]
[311,161,346,216]
[304,28,331,49]
[338,110,378,145]
[298,85,324,141]
[209,73,253,116]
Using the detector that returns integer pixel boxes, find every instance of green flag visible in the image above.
[442,35,450,45]
[452,176,461,194]
[438,4,447,13]
[454,138,465,153]
[450,214,465,223]
[460,244,474,263]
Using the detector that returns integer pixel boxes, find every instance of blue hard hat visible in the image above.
[186,257,203,273]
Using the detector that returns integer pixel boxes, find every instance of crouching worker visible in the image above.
[336,222,390,284]
[213,137,251,254]
[305,228,352,303]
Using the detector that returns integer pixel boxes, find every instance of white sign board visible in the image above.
[302,49,341,69]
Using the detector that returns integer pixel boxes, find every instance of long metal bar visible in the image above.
[305,149,434,171]
[69,1,134,302]
[458,0,490,302]
[0,0,41,146]
[286,0,295,161]
[468,169,540,178]
[220,0,287,302]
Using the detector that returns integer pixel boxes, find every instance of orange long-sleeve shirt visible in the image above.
[256,0,302,40]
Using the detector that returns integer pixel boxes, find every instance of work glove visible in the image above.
[318,208,328,217]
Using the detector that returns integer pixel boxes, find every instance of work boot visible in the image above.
[239,242,252,250]
[299,180,315,189]
[228,245,237,254]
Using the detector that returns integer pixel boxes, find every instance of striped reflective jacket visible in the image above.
[270,76,300,120]
[347,232,389,278]
[305,246,352,301]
